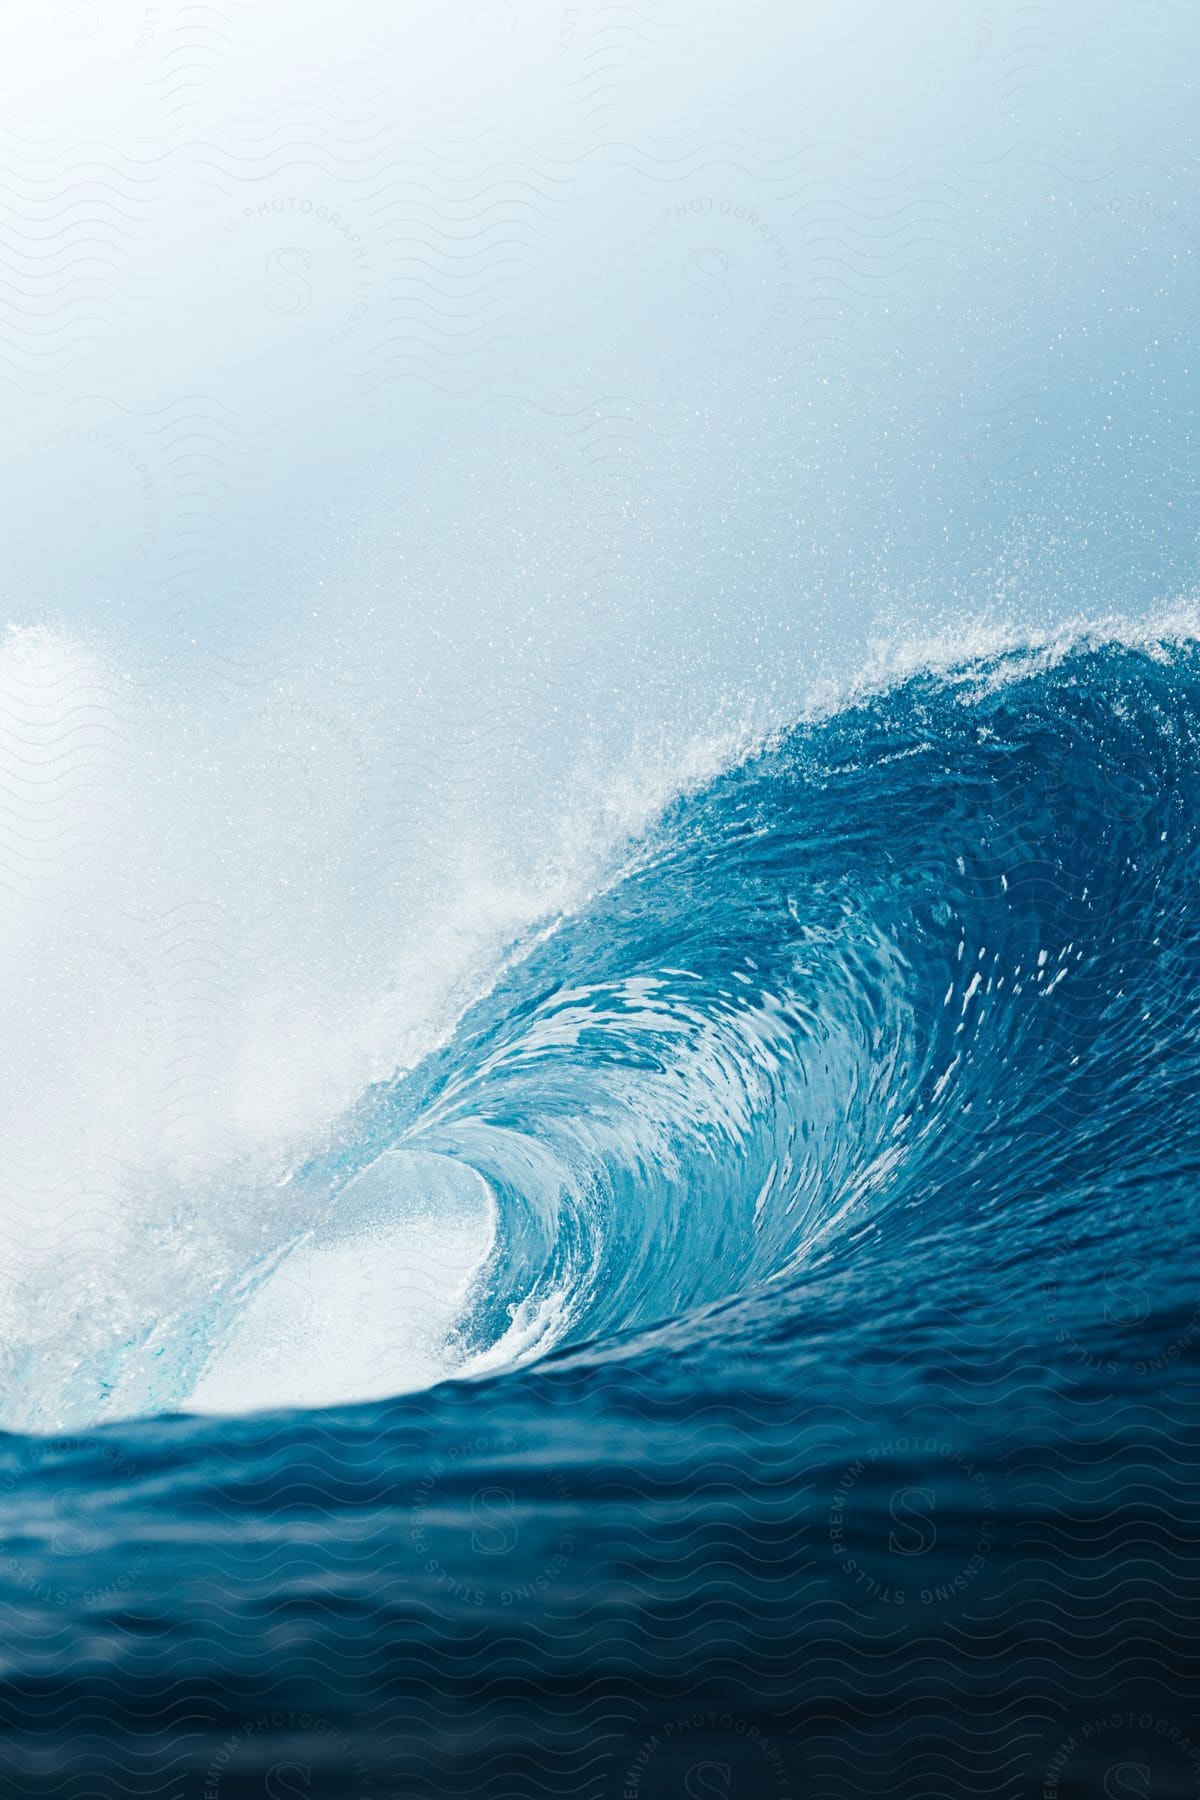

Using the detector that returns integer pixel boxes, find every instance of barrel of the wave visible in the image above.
[186,1150,498,1412]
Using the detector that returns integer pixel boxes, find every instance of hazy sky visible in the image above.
[1,0,1196,672]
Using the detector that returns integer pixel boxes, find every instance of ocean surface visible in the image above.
[1,628,1198,1797]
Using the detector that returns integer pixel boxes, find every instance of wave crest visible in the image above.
[201,631,1191,1408]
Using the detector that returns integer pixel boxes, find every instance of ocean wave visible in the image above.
[2,625,1198,1800]
[153,624,1200,1418]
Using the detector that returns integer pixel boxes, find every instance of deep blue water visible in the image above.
[2,634,1199,1797]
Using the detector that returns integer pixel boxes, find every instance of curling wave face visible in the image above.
[140,629,1200,1418]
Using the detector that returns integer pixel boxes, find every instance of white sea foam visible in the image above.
[186,1151,498,1413]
